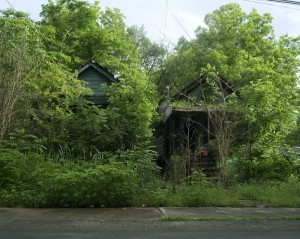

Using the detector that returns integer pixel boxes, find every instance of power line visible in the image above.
[4,0,16,11]
[262,0,300,5]
[168,8,192,40]
[155,25,176,47]
[157,0,169,43]
[244,0,300,10]
[163,0,168,42]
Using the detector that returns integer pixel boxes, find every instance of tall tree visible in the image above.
[0,9,44,139]
[40,0,158,151]
[106,67,158,149]
[158,3,300,164]
[158,3,300,177]
[0,8,102,156]
[127,25,167,75]
[40,0,102,68]
[39,0,140,72]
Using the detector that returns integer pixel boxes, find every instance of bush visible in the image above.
[139,188,171,207]
[112,146,160,186]
[0,149,26,188]
[233,147,298,182]
[42,162,138,207]
[0,149,44,189]
[0,149,139,207]
[185,169,209,187]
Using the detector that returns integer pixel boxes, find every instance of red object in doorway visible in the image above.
[201,151,207,156]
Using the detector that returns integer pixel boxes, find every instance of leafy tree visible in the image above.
[201,5,299,149]
[38,0,159,157]
[22,62,97,155]
[159,3,299,150]
[40,0,102,68]
[155,37,200,95]
[0,8,105,157]
[0,9,44,139]
[127,25,167,75]
[156,3,300,181]
[40,0,141,72]
[106,68,158,149]
[286,114,300,146]
[98,7,141,72]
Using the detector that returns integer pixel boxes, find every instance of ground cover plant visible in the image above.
[135,172,300,208]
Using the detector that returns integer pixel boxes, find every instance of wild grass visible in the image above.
[136,180,300,208]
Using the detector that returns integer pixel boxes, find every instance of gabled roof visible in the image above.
[159,76,239,122]
[78,61,116,83]
[172,76,239,101]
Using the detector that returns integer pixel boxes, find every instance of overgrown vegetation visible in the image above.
[1,148,299,207]
[0,148,160,207]
[0,1,299,207]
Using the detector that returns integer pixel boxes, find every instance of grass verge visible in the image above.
[136,180,300,208]
[162,216,300,221]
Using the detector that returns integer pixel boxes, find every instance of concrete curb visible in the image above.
[0,208,164,221]
[160,207,300,220]
[0,207,300,221]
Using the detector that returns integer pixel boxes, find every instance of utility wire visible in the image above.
[155,26,175,46]
[262,0,300,5]
[163,0,168,42]
[4,0,16,11]
[245,0,300,9]
[157,0,169,43]
[168,8,192,40]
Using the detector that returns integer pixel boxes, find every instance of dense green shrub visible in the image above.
[0,149,139,207]
[43,163,138,207]
[112,146,160,183]
[232,147,298,182]
[2,147,300,208]
[0,149,25,188]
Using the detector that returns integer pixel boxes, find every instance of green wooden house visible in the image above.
[158,77,239,179]
[78,61,116,106]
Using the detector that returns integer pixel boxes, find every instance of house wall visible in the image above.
[163,111,217,179]
[78,67,112,105]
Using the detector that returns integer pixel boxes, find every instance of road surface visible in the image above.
[1,220,299,239]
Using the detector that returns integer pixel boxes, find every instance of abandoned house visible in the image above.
[158,77,239,180]
[78,61,116,106]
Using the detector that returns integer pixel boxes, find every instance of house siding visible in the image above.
[78,63,115,105]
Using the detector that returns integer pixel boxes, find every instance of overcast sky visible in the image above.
[1,0,300,45]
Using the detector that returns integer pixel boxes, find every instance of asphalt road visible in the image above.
[1,220,300,239]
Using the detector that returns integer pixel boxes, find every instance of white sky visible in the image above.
[1,0,300,45]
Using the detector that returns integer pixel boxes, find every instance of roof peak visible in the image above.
[78,61,116,82]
